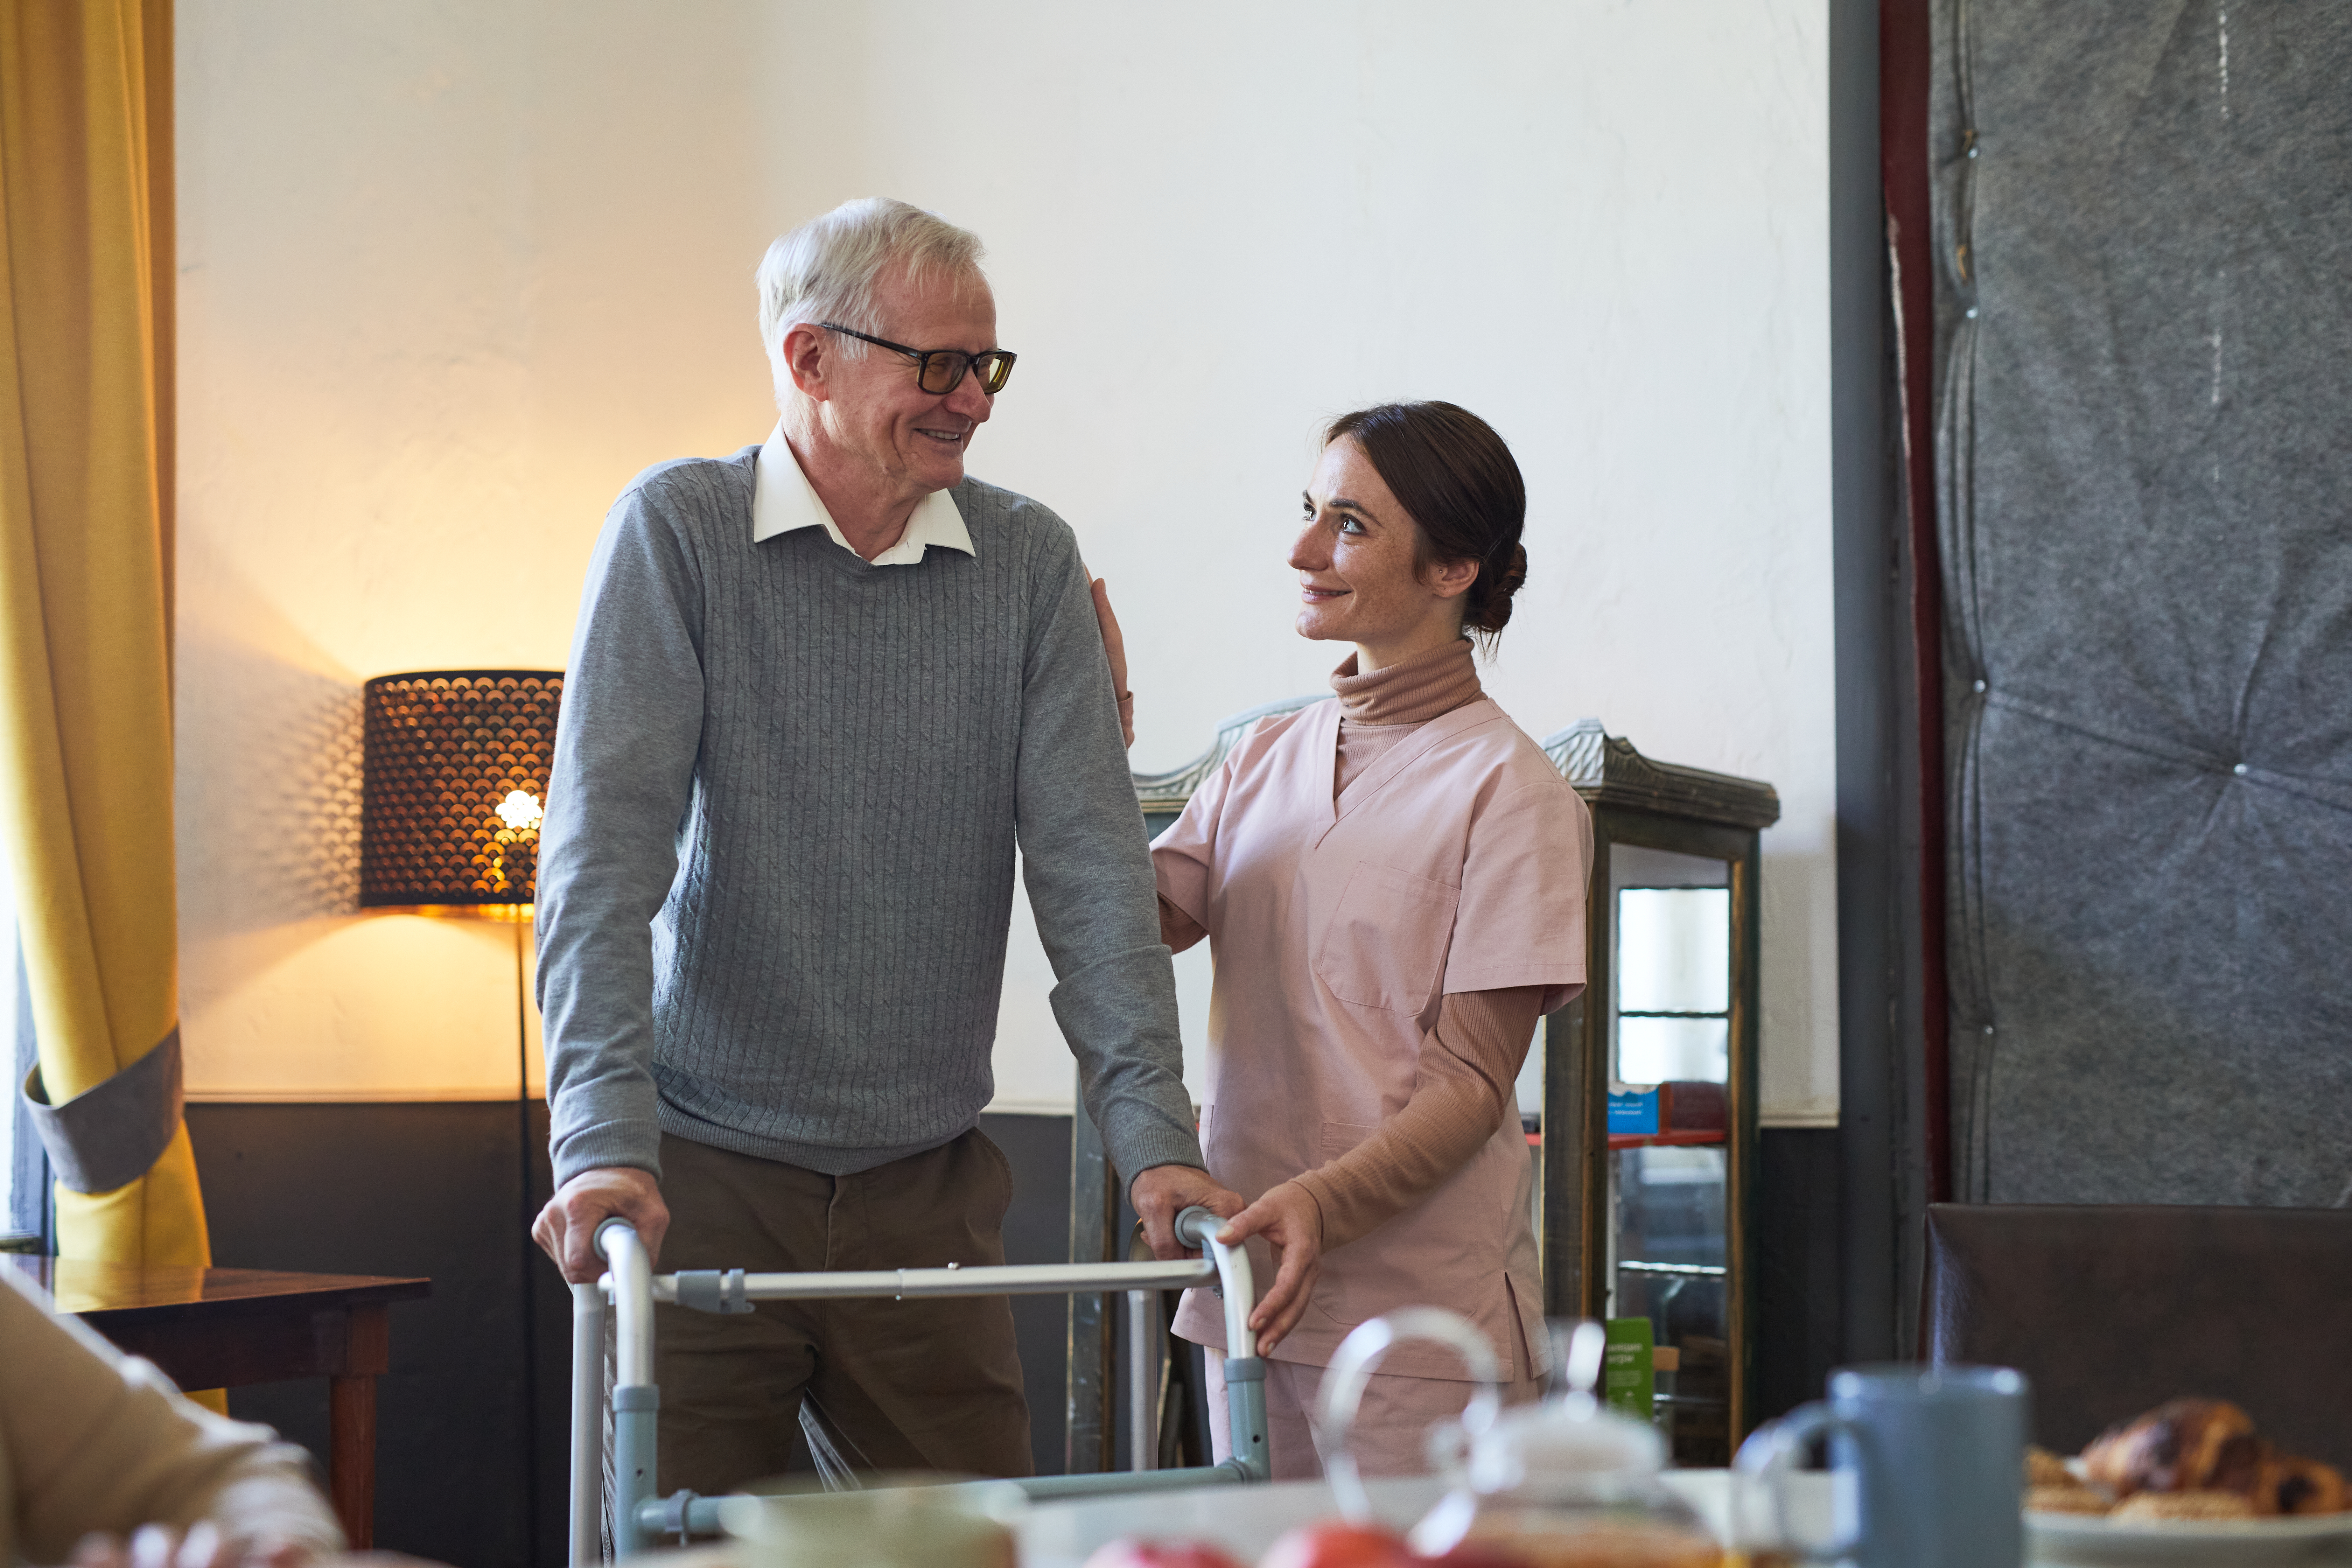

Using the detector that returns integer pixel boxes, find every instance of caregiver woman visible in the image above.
[1154,401,1592,1480]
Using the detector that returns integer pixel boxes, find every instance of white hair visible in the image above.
[756,198,988,403]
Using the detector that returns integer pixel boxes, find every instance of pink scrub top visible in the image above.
[1155,695,1592,1381]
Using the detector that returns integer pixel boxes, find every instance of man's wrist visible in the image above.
[1127,1161,1209,1201]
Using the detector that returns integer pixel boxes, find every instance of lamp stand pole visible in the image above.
[514,910,540,1562]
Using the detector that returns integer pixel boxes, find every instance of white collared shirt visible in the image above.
[750,419,975,566]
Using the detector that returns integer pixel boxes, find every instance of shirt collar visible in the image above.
[750,419,975,566]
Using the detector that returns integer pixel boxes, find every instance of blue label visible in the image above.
[1608,1087,1660,1135]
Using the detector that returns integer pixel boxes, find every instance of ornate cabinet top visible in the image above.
[1539,718,1779,831]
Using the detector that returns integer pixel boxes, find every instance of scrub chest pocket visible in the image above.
[1313,861,1460,1014]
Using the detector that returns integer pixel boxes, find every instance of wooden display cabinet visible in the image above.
[1535,720,1777,1464]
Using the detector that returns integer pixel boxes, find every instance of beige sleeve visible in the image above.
[1288,985,1547,1251]
[1158,892,1208,954]
[0,1269,344,1567]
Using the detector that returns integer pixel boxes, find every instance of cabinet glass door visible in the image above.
[1606,845,1732,1465]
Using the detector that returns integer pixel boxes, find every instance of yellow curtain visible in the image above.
[0,0,203,1269]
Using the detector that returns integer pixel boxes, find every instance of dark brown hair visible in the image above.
[1324,400,1528,643]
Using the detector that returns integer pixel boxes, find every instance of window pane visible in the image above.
[1617,886,1730,1014]
[1619,1143,1727,1264]
[1618,1015,1728,1084]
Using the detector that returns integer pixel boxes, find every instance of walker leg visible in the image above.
[1126,1289,1157,1471]
[612,1390,659,1558]
[1172,1206,1272,1483]
[569,1282,602,1566]
[1221,1354,1271,1482]
[597,1222,661,1557]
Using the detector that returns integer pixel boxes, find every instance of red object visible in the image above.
[1081,1541,1247,1568]
[1604,1130,1726,1151]
[1882,0,1952,1204]
[1661,1080,1727,1133]
[1259,1524,1418,1568]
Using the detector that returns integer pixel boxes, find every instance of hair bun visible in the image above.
[1473,543,1528,634]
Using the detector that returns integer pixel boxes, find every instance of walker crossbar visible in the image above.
[572,1207,1269,1563]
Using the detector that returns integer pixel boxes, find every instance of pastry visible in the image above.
[2025,1485,2110,1516]
[2110,1490,2258,1522]
[2269,1455,2350,1517]
[2054,1398,2349,1520]
[2024,1446,2076,1488]
[2081,1399,2257,1497]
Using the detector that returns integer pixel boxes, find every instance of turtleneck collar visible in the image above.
[1330,637,1483,727]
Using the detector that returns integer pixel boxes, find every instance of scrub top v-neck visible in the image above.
[1154,694,1592,1381]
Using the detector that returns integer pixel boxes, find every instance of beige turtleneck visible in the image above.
[1329,636,1485,797]
[1156,637,1547,1252]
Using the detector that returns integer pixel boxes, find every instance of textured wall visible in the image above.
[1932,2,2352,1202]
[175,2,1839,1119]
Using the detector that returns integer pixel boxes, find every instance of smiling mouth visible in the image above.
[916,425,969,448]
[1300,582,1349,602]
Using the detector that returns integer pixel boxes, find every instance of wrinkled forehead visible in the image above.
[872,258,996,343]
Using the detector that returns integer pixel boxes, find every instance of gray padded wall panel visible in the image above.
[1931,1,2352,1204]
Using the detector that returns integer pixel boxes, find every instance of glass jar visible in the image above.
[1321,1310,1723,1568]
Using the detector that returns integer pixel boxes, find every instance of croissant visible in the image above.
[2076,1398,2350,1516]
[2269,1455,2351,1517]
[2081,1399,2258,1497]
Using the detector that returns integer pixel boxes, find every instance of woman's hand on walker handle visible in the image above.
[1131,1165,1245,1261]
[534,1166,670,1284]
[1217,1181,1324,1355]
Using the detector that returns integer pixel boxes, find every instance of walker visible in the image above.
[570,1206,1271,1561]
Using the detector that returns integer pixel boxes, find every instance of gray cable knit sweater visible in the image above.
[536,446,1204,1189]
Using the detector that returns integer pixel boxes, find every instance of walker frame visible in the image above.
[571,1206,1269,1561]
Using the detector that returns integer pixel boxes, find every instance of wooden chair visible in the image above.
[1924,1203,2352,1465]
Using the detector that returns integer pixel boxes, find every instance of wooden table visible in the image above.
[8,1256,430,1549]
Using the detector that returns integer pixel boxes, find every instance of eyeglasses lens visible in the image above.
[976,353,1014,393]
[916,355,965,396]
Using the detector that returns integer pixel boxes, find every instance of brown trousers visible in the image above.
[653,1129,1034,1494]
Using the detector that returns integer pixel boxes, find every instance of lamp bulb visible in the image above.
[496,790,545,832]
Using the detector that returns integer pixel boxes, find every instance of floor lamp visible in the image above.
[357,669,563,1540]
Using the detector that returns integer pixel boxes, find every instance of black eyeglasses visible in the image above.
[821,323,1016,396]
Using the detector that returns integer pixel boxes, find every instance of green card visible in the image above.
[1602,1316,1655,1422]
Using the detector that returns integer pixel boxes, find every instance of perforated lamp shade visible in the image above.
[358,670,564,912]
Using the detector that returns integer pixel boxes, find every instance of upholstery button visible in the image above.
[2234,763,2249,776]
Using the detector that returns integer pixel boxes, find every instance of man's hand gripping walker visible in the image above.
[571,1206,1270,1561]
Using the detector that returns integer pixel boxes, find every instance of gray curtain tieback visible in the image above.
[22,1027,184,1195]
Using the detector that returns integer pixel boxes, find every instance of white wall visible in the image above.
[175,1,1836,1125]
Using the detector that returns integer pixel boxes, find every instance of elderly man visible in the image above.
[530,197,1234,1490]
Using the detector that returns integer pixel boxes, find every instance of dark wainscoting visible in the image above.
[1754,1126,1843,1422]
[186,1104,1073,1568]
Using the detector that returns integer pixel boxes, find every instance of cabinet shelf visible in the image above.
[1528,1130,1728,1151]
[1606,1130,1726,1150]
